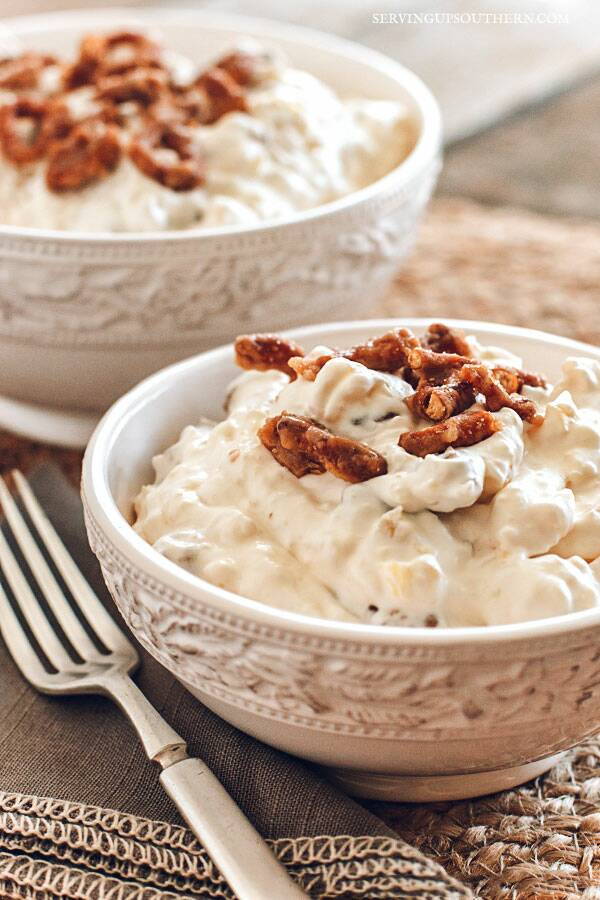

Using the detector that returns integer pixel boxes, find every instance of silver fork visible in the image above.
[0,471,307,900]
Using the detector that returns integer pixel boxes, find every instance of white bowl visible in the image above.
[0,8,441,445]
[82,318,600,802]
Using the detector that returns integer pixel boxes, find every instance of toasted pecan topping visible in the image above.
[84,31,162,79]
[290,328,420,381]
[407,346,474,378]
[492,365,547,394]
[399,410,501,457]
[459,364,543,424]
[259,413,388,483]
[215,51,260,86]
[0,31,262,192]
[0,52,56,91]
[46,121,121,191]
[235,334,305,379]
[424,323,471,357]
[194,67,248,124]
[129,121,205,191]
[406,380,476,422]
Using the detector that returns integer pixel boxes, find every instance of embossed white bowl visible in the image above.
[0,8,440,443]
[82,319,600,802]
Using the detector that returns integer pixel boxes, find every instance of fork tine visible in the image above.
[12,471,133,656]
[0,527,72,671]
[0,580,54,689]
[0,476,101,661]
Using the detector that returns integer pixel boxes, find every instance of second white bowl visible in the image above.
[0,8,441,439]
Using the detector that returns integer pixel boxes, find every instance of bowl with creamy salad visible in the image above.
[0,9,440,445]
[83,319,600,801]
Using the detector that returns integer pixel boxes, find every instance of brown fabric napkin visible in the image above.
[0,465,471,899]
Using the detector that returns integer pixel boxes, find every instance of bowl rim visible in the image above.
[83,317,600,646]
[0,6,442,244]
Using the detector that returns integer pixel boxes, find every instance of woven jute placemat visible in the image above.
[1,197,599,898]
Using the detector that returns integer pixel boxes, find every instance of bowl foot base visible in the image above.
[325,752,565,802]
[0,394,98,449]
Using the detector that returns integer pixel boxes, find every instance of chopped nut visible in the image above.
[290,328,420,381]
[399,409,501,457]
[459,364,543,424]
[46,121,121,191]
[235,334,305,379]
[215,51,260,86]
[194,67,247,124]
[259,412,388,483]
[424,323,471,357]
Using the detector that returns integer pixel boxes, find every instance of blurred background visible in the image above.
[3,0,599,219]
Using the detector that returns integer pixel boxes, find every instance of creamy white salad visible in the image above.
[135,325,600,628]
[0,32,415,232]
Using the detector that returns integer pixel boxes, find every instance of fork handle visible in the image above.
[160,756,307,899]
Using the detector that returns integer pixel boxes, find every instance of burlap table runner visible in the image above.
[0,197,599,898]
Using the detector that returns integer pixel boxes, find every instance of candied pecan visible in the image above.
[407,346,473,378]
[46,121,121,191]
[258,414,323,478]
[95,68,168,107]
[259,413,388,483]
[129,121,204,191]
[459,363,543,424]
[195,67,247,124]
[215,51,260,85]
[0,52,56,91]
[289,328,420,381]
[288,353,335,381]
[492,365,547,394]
[399,410,501,457]
[424,322,471,357]
[235,334,305,379]
[0,99,53,165]
[406,380,475,422]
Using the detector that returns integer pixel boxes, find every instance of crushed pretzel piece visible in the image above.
[63,32,163,90]
[424,323,471,357]
[399,410,501,457]
[492,366,547,394]
[0,99,51,164]
[194,67,248,124]
[46,121,121,191]
[459,364,543,424]
[129,121,205,190]
[0,52,56,91]
[215,51,260,86]
[290,328,420,381]
[259,412,388,483]
[235,334,305,379]
[406,380,476,422]
[96,68,168,107]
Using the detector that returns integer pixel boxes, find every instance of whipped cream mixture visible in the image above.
[134,336,600,627]
[0,39,415,232]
